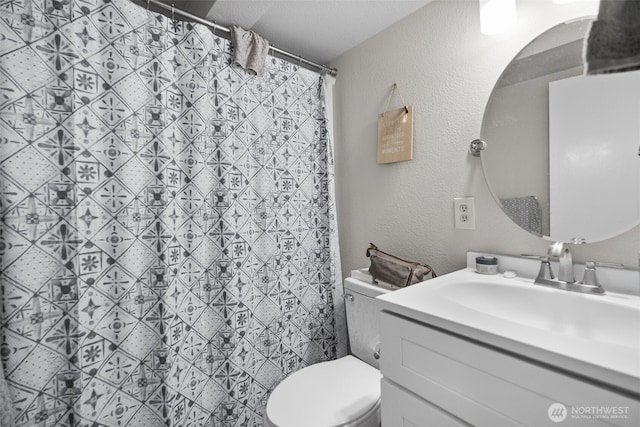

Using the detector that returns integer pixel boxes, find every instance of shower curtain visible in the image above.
[0,1,344,426]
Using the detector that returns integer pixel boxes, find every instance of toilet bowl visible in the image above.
[262,355,381,427]
[262,276,390,427]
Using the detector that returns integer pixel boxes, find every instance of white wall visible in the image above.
[331,0,639,279]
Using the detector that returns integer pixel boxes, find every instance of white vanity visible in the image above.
[377,252,640,426]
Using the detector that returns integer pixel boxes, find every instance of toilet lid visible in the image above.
[265,355,381,427]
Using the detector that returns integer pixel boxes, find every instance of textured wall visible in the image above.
[331,0,639,279]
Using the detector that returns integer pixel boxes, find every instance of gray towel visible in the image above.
[231,26,270,76]
[584,0,640,74]
[500,196,542,235]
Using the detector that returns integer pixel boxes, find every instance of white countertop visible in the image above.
[376,253,640,396]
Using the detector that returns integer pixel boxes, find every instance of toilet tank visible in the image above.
[344,276,392,369]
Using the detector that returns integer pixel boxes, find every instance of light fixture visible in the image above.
[479,0,517,35]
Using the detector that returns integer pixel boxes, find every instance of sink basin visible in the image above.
[377,264,640,395]
[438,278,640,349]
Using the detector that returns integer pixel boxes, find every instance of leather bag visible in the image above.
[366,243,437,288]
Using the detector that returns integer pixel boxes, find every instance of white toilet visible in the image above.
[262,275,390,427]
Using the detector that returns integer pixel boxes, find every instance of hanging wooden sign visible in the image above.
[377,105,414,164]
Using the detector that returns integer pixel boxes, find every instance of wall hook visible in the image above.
[469,139,487,157]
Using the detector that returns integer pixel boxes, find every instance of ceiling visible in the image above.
[170,1,434,65]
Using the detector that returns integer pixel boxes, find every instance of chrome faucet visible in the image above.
[530,243,623,295]
[532,242,576,290]
[547,242,574,283]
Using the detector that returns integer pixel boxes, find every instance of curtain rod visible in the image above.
[140,0,338,77]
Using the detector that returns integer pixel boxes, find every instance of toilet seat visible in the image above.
[263,355,382,427]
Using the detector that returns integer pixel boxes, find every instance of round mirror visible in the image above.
[480,17,640,244]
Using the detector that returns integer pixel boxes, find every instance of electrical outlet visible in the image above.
[454,197,475,229]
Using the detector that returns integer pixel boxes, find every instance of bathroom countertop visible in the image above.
[377,261,640,396]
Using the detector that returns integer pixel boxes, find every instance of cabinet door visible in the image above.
[381,379,467,427]
[379,311,640,426]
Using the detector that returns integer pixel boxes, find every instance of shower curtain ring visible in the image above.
[171,3,175,21]
[146,0,150,10]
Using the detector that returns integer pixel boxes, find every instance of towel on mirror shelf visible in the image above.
[584,0,640,74]
[500,196,542,235]
[231,26,270,76]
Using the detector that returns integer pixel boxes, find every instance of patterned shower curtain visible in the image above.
[0,0,344,426]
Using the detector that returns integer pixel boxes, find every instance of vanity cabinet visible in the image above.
[379,311,640,427]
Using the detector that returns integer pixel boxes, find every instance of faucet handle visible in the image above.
[520,254,544,260]
[536,256,554,281]
[521,254,558,286]
[579,261,624,287]
[590,261,624,269]
[580,262,601,288]
[576,261,623,294]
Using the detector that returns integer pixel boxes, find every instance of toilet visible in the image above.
[262,275,390,427]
